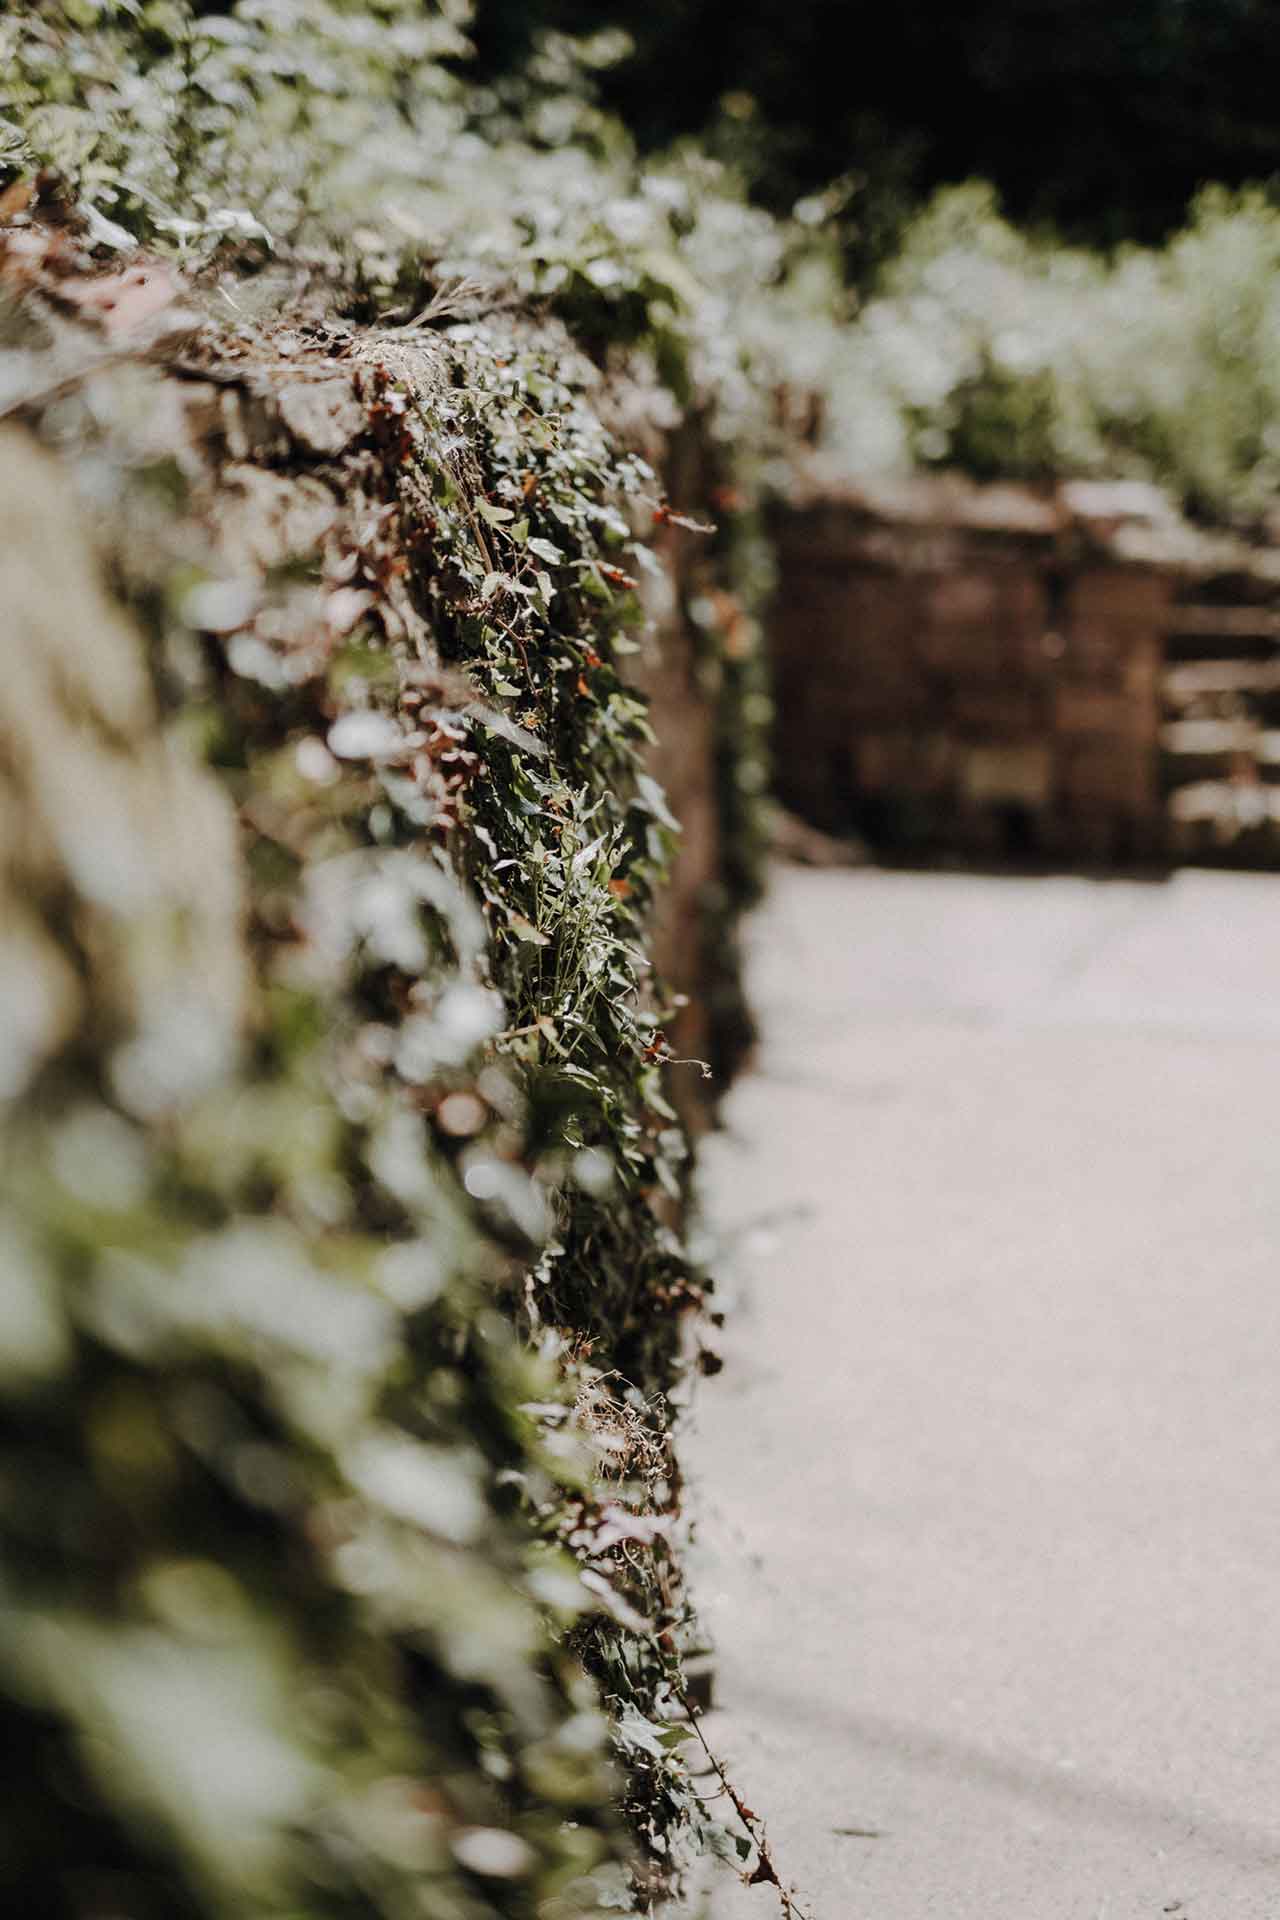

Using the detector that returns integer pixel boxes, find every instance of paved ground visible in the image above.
[687,865,1280,1920]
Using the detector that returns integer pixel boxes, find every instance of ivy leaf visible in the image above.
[571,832,609,875]
[634,771,680,833]
[508,915,550,946]
[526,536,564,565]
[614,1708,667,1759]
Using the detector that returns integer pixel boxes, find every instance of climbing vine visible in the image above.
[0,2,819,1911]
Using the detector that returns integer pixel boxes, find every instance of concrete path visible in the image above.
[688,866,1280,1920]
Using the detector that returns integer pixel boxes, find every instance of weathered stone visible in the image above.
[276,377,366,456]
[960,743,1052,809]
[210,465,340,573]
[768,483,1181,859]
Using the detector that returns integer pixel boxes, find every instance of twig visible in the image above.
[666,1667,814,1920]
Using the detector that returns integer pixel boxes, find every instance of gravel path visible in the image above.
[690,865,1280,1920]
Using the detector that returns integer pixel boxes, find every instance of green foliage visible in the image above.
[817,182,1280,527]
[0,0,813,952]
[0,0,471,253]
[0,0,830,377]
[0,292,737,1917]
[0,3,811,1913]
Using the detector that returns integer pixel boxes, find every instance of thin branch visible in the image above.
[665,1667,814,1920]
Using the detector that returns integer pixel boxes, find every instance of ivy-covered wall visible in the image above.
[0,210,769,1918]
[0,7,822,1903]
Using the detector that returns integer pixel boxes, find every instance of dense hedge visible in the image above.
[0,5,801,1914]
[812,182,1280,530]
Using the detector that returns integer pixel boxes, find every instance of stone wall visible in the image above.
[769,473,1180,862]
[0,225,766,1918]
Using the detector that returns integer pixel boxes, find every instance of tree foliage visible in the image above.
[472,0,1280,255]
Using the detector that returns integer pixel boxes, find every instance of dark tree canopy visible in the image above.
[472,0,1280,246]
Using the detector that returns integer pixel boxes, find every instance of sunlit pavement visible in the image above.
[689,864,1280,1920]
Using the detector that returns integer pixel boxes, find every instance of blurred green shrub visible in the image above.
[819,180,1280,526]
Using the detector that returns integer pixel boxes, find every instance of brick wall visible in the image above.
[769,474,1178,862]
